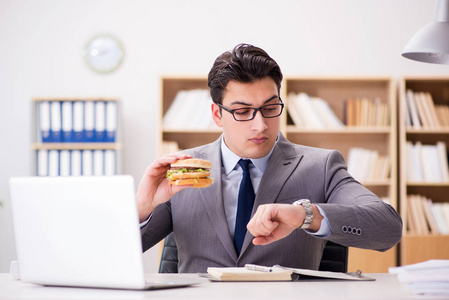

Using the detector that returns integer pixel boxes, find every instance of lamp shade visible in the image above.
[402,0,449,65]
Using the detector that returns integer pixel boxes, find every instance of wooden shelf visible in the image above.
[401,235,449,265]
[284,77,397,272]
[286,125,391,134]
[32,143,122,150]
[398,77,449,265]
[159,76,398,272]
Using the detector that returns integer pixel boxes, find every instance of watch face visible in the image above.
[83,34,124,73]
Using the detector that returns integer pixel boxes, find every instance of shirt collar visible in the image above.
[220,135,275,176]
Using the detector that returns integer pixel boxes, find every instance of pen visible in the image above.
[244,264,273,272]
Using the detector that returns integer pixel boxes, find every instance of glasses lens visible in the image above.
[261,104,283,118]
[233,108,254,121]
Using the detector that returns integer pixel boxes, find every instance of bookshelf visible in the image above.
[159,76,398,272]
[398,77,449,265]
[284,77,397,273]
[32,97,122,176]
[159,76,222,155]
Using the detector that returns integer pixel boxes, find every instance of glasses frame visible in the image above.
[217,98,284,122]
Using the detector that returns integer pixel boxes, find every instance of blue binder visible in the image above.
[72,101,84,143]
[105,101,117,143]
[61,101,73,143]
[50,101,62,143]
[84,101,95,143]
[39,102,51,143]
[95,102,106,142]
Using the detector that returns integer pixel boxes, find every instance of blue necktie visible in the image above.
[234,159,255,255]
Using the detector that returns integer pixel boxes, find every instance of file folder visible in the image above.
[104,150,116,175]
[50,101,62,143]
[73,101,84,143]
[48,150,59,176]
[105,101,117,142]
[59,150,71,176]
[71,150,82,176]
[62,101,73,143]
[38,101,51,143]
[95,102,106,142]
[93,150,104,176]
[82,150,93,176]
[36,149,48,176]
[84,102,95,142]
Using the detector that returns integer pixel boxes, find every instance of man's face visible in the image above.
[211,76,281,159]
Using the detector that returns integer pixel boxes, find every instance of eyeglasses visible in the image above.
[218,98,284,122]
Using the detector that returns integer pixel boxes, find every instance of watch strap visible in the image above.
[293,199,313,229]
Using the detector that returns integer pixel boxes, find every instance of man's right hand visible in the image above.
[136,153,192,223]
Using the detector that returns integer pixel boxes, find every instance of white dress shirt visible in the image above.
[219,136,330,239]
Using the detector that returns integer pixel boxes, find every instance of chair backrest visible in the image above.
[158,233,348,273]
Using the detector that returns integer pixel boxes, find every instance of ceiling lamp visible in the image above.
[402,0,449,64]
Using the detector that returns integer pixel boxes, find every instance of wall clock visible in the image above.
[83,34,124,73]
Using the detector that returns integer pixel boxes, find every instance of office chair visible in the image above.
[158,233,348,273]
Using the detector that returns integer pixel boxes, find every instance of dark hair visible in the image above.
[207,43,283,104]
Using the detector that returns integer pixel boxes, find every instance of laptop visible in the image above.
[9,175,198,290]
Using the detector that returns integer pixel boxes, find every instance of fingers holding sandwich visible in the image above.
[136,153,193,222]
[137,154,214,222]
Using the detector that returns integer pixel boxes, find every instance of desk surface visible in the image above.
[0,273,443,300]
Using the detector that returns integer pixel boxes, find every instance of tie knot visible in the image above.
[238,159,251,173]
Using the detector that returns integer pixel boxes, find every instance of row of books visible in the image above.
[38,100,118,143]
[405,141,449,183]
[287,93,344,129]
[287,93,390,129]
[344,97,390,127]
[162,89,215,130]
[347,147,390,181]
[407,194,449,235]
[36,149,117,176]
[405,90,449,129]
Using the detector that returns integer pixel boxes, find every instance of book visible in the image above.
[406,90,421,129]
[206,265,374,282]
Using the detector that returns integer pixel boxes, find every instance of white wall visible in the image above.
[1,0,448,273]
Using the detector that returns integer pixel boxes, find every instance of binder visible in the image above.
[93,150,104,176]
[59,150,71,176]
[62,101,73,142]
[36,149,48,176]
[84,102,95,142]
[104,150,116,175]
[72,101,84,143]
[48,150,59,176]
[71,150,82,176]
[105,101,117,142]
[95,101,106,142]
[39,101,51,143]
[50,101,62,142]
[82,150,93,176]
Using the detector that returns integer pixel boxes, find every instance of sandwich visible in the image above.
[166,158,213,188]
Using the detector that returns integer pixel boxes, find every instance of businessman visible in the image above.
[137,43,402,273]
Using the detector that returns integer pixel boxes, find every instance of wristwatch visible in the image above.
[293,199,313,229]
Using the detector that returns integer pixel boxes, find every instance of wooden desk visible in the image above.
[0,273,440,300]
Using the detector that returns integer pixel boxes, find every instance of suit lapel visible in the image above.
[240,133,304,256]
[195,138,239,259]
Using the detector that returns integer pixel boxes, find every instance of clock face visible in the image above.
[84,34,124,73]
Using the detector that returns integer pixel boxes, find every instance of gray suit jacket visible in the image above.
[141,133,402,273]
